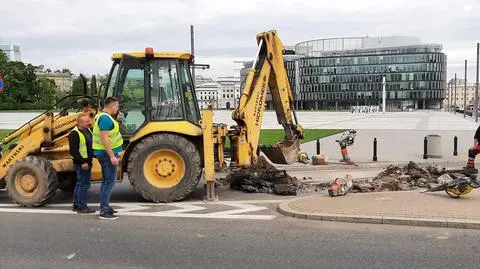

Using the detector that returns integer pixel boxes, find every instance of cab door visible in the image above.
[113,55,148,136]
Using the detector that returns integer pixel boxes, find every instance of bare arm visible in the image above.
[100,131,115,158]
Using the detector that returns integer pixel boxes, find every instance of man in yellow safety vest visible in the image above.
[93,97,123,220]
[68,113,95,214]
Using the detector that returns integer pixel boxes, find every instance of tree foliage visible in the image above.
[71,75,88,95]
[0,50,64,110]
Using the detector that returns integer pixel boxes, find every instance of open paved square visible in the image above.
[1,110,478,165]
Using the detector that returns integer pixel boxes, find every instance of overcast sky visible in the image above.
[1,0,479,81]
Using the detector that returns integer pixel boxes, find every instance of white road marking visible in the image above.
[0,199,284,220]
[206,201,269,216]
[66,252,76,260]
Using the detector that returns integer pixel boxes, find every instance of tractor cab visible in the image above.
[103,48,201,137]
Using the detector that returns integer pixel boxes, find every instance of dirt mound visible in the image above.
[219,156,306,196]
[353,161,474,193]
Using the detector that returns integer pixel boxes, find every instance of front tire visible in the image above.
[127,134,202,202]
[6,156,59,207]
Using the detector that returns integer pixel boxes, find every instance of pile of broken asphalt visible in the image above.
[217,159,480,229]
[277,162,480,229]
[217,160,476,197]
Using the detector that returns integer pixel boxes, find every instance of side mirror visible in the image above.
[193,63,210,70]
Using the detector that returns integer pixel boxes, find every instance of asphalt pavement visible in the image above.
[1,110,480,268]
[1,209,480,269]
[1,181,480,269]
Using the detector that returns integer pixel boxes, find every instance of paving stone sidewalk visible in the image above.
[278,189,480,229]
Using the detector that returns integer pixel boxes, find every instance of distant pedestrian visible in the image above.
[465,125,480,170]
[69,113,95,214]
[93,97,123,220]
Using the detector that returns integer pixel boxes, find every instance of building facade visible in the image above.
[217,76,240,109]
[444,78,478,109]
[195,75,214,86]
[36,71,73,93]
[0,44,21,61]
[291,36,447,110]
[195,82,218,109]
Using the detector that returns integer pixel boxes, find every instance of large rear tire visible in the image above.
[6,156,59,207]
[127,134,202,202]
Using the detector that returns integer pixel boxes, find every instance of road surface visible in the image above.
[0,182,479,269]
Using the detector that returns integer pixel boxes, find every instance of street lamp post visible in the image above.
[382,76,386,113]
[465,59,467,118]
[454,73,457,114]
[446,81,449,112]
[476,42,479,122]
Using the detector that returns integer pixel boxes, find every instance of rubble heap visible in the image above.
[220,156,305,196]
[353,161,474,193]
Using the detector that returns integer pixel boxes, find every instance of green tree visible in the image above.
[0,50,7,66]
[36,77,58,107]
[0,50,63,110]
[71,74,89,95]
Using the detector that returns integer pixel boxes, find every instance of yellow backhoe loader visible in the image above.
[0,30,304,207]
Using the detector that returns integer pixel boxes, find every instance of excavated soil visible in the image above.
[217,157,308,196]
[216,161,476,196]
[352,161,475,193]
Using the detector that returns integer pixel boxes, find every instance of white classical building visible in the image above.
[195,82,218,109]
[217,76,240,109]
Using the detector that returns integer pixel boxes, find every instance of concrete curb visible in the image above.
[277,198,480,230]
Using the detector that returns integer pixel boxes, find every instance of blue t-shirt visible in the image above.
[93,114,123,156]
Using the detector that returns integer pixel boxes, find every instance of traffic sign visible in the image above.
[0,75,4,93]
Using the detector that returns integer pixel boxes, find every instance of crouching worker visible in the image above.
[69,113,95,214]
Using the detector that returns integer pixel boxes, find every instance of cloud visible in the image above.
[0,0,479,80]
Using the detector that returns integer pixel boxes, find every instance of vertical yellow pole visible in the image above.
[200,109,218,201]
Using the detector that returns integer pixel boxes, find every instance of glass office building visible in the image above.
[285,36,446,110]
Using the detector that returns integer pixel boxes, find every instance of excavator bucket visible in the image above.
[261,139,301,165]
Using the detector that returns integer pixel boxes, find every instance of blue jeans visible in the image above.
[97,155,117,214]
[73,164,91,209]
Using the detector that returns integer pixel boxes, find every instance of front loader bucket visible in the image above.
[261,139,301,165]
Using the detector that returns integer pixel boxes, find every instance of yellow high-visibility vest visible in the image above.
[92,112,123,150]
[72,126,92,158]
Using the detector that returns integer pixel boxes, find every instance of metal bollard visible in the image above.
[454,136,458,156]
[373,138,378,162]
[423,136,428,159]
[316,139,320,155]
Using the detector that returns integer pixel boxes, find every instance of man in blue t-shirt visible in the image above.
[94,115,123,157]
[93,97,123,220]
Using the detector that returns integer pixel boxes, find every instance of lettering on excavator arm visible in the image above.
[254,76,268,127]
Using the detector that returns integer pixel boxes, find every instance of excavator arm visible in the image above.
[231,30,304,166]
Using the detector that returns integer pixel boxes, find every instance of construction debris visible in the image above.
[312,154,328,165]
[352,161,476,193]
[328,174,354,197]
[219,155,307,196]
[297,152,310,164]
[217,160,478,197]
[424,176,480,198]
